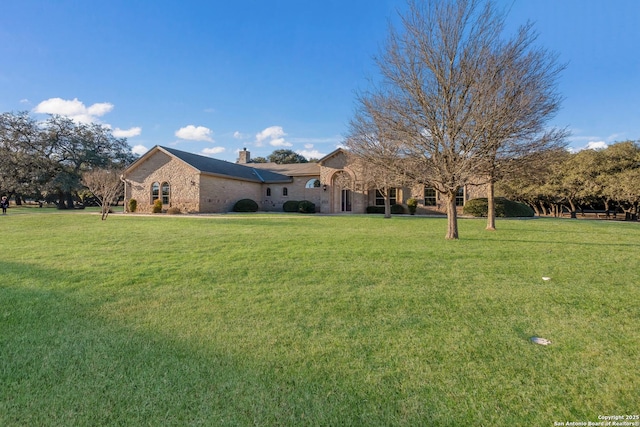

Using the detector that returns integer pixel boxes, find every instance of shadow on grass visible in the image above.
[0,261,413,426]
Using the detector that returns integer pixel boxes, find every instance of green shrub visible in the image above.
[283,200,300,212]
[152,199,163,213]
[391,204,406,214]
[407,198,418,215]
[166,207,181,215]
[366,206,385,214]
[463,197,534,217]
[233,199,259,212]
[298,200,316,213]
[366,205,405,214]
[128,198,138,213]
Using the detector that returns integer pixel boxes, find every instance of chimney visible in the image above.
[238,147,250,164]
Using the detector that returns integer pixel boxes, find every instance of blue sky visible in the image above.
[1,1,639,162]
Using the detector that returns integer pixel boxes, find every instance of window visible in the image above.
[305,179,321,188]
[161,182,170,205]
[266,188,271,197]
[341,189,352,212]
[424,187,437,206]
[283,187,288,197]
[456,187,465,206]
[375,188,397,206]
[151,182,160,203]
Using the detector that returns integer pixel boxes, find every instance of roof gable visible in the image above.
[318,148,347,164]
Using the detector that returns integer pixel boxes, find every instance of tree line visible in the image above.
[0,111,135,208]
[498,141,640,219]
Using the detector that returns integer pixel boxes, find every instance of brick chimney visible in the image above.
[238,148,250,164]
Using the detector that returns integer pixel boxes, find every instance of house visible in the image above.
[121,145,484,214]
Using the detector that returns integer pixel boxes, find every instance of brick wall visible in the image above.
[125,151,200,213]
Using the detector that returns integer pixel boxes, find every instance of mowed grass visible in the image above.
[0,210,638,426]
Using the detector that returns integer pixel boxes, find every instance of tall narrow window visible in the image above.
[283,187,288,197]
[266,188,271,197]
[161,182,170,205]
[341,189,352,212]
[455,187,465,206]
[151,182,160,203]
[424,187,437,206]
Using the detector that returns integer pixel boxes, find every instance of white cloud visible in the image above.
[19,99,29,104]
[586,141,608,150]
[87,102,114,117]
[131,145,149,156]
[255,126,292,147]
[33,97,114,123]
[297,149,326,159]
[270,138,292,147]
[175,125,214,142]
[200,147,226,156]
[569,140,608,153]
[113,127,142,138]
[290,136,342,144]
[568,135,601,143]
[233,131,247,139]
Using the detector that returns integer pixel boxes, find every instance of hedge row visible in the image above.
[463,197,534,217]
[366,204,406,214]
[233,199,316,213]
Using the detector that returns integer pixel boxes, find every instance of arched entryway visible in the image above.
[331,171,354,213]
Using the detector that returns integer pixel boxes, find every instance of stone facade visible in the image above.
[122,146,486,215]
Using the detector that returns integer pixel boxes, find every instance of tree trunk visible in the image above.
[486,179,496,231]
[538,201,547,216]
[66,192,75,210]
[101,204,109,220]
[57,191,67,209]
[445,191,459,240]
[531,203,541,216]
[568,199,577,218]
[384,191,391,219]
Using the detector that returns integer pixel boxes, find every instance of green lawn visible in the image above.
[1,210,638,426]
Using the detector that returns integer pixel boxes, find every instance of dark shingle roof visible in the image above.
[250,162,320,176]
[159,146,292,183]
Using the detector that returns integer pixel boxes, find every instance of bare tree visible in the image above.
[354,0,566,239]
[346,93,411,218]
[472,22,567,230]
[81,168,123,220]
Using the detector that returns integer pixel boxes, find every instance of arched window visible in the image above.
[283,187,288,197]
[151,182,160,203]
[161,182,170,205]
[266,188,271,197]
[305,179,321,188]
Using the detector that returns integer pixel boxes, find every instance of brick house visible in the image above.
[121,145,484,214]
